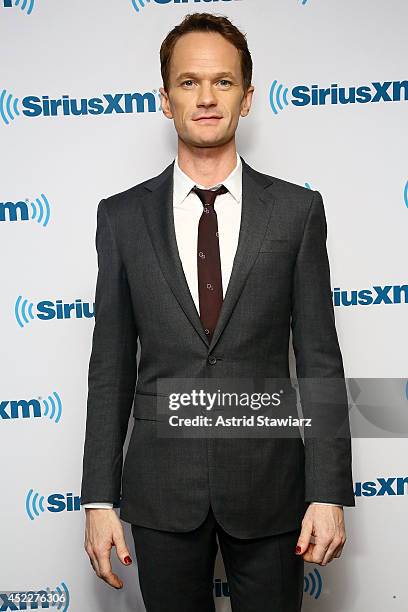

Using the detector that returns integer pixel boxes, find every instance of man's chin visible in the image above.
[185,133,230,148]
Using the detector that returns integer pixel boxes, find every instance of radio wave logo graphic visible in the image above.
[269,80,290,115]
[304,183,312,190]
[26,489,46,521]
[15,295,35,328]
[130,0,150,13]
[4,583,70,612]
[51,581,70,611]
[2,0,36,14]
[304,568,322,599]
[42,391,63,423]
[404,180,408,208]
[30,193,51,226]
[0,88,20,125]
[300,0,309,5]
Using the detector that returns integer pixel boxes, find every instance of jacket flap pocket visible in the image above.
[133,392,169,422]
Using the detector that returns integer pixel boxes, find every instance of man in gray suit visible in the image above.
[81,12,355,611]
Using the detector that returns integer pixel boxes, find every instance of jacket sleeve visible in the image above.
[80,198,138,506]
[290,190,355,507]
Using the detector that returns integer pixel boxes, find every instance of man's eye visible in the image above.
[181,79,231,87]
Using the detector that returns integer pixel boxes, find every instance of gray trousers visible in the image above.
[131,505,304,612]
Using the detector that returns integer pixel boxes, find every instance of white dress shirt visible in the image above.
[82,152,341,510]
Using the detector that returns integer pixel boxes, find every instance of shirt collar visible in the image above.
[173,151,242,208]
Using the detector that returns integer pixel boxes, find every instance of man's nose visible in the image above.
[196,83,218,106]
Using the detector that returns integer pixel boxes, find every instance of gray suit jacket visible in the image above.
[80,156,355,538]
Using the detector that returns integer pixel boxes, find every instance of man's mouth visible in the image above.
[193,116,222,122]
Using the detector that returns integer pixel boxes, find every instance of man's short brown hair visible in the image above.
[160,12,253,93]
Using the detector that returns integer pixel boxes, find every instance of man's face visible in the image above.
[159,31,254,148]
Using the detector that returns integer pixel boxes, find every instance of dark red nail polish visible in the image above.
[124,555,132,565]
[295,546,302,554]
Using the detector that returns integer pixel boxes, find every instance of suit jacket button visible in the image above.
[208,355,217,365]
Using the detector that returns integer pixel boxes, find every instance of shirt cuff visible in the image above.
[82,502,114,509]
[310,501,343,508]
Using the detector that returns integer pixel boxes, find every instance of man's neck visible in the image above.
[177,142,238,188]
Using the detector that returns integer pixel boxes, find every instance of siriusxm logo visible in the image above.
[354,476,408,497]
[26,490,81,520]
[332,285,408,307]
[15,296,94,327]
[1,391,62,422]
[0,88,159,125]
[0,582,69,612]
[303,568,322,599]
[130,0,240,15]
[0,194,51,225]
[269,79,408,115]
[1,0,35,15]
[214,569,322,599]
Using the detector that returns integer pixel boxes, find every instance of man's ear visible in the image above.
[240,85,255,117]
[159,87,173,119]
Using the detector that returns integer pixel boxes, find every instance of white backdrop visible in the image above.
[1,1,407,610]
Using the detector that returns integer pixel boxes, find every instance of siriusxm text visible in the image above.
[0,200,29,222]
[22,93,156,117]
[292,80,408,106]
[0,399,41,420]
[34,300,93,320]
[332,285,408,306]
[354,477,408,497]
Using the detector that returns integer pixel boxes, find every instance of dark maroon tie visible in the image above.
[192,184,229,341]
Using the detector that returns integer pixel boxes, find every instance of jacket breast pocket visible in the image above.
[259,238,291,253]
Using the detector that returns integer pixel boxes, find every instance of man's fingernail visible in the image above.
[295,546,302,554]
[124,556,132,565]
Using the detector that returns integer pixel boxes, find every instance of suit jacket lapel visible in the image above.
[141,156,277,352]
[209,158,276,352]
[141,160,209,346]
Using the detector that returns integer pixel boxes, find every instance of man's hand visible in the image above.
[84,508,133,589]
[295,504,347,565]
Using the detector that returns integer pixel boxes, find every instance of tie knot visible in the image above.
[192,184,228,208]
